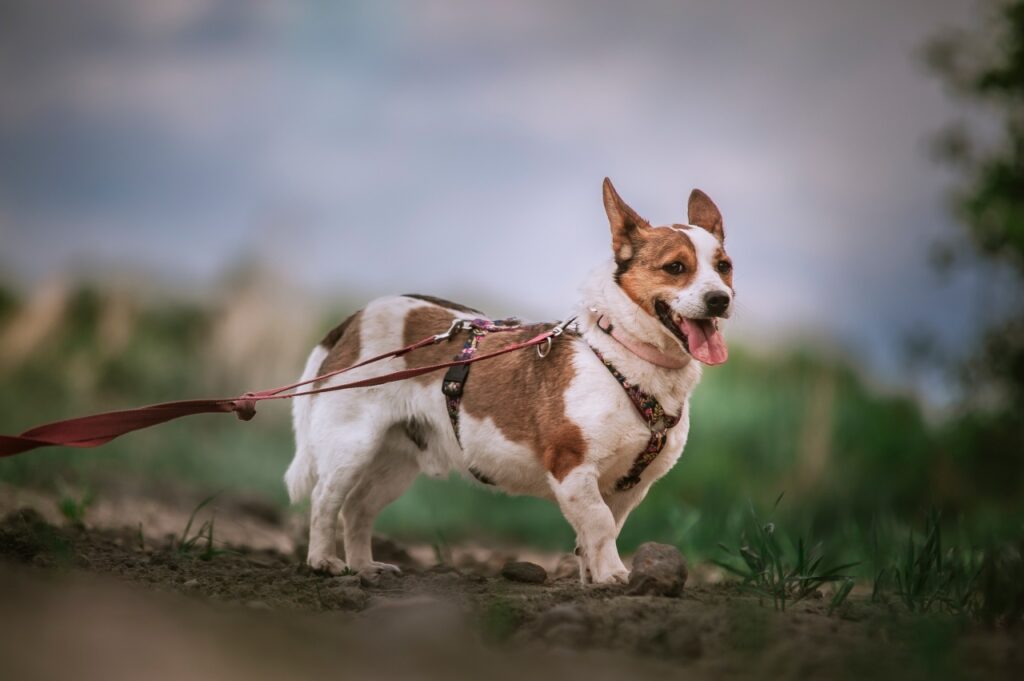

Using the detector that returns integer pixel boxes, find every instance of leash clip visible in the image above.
[550,315,577,338]
[434,318,470,343]
[537,316,577,358]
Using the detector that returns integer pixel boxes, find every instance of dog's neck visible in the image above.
[593,315,691,370]
[577,262,703,413]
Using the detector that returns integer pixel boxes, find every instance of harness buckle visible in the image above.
[442,363,471,396]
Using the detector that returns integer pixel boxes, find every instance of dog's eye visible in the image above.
[716,261,732,274]
[663,261,686,275]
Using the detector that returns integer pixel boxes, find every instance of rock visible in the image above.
[627,542,688,597]
[183,578,199,588]
[245,600,272,611]
[552,554,580,581]
[501,560,547,584]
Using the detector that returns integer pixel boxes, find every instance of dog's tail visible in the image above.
[284,344,329,503]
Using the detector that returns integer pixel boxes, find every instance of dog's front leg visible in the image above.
[550,465,629,584]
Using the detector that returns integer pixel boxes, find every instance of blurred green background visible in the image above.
[0,267,1019,575]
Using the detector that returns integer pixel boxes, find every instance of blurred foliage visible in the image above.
[921,0,1024,512]
[924,1,1024,408]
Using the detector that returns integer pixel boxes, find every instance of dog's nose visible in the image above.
[705,291,731,316]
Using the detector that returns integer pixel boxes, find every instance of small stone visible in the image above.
[501,560,547,584]
[183,578,199,588]
[245,600,272,611]
[627,542,688,597]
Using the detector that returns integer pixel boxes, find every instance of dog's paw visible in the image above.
[356,561,402,576]
[590,568,629,585]
[308,555,349,576]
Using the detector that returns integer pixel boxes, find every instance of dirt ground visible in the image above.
[0,483,1021,681]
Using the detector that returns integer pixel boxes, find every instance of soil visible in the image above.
[1,484,1021,681]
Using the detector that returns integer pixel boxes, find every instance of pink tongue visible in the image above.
[678,318,729,365]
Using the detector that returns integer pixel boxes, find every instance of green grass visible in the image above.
[713,494,858,611]
[176,495,228,561]
[57,487,94,526]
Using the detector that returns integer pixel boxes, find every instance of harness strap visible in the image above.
[442,318,522,443]
[590,347,682,491]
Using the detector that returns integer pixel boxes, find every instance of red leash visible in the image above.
[0,318,575,458]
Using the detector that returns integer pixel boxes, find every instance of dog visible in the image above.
[285,178,733,584]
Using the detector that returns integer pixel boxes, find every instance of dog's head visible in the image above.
[602,178,733,366]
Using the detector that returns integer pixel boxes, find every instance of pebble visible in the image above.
[501,560,547,584]
[627,542,688,597]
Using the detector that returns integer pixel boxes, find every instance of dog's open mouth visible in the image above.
[654,300,729,366]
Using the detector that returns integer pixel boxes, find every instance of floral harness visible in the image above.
[440,318,681,492]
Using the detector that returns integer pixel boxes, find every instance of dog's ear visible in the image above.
[603,178,649,263]
[688,189,724,241]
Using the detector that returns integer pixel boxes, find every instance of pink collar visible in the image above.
[594,315,691,370]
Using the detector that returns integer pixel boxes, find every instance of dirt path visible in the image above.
[0,488,1021,681]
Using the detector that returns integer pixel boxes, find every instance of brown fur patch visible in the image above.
[401,306,586,481]
[402,305,459,385]
[315,310,363,387]
[617,228,698,315]
[463,326,586,482]
[713,246,734,289]
[402,294,483,316]
[603,178,651,274]
[319,310,359,349]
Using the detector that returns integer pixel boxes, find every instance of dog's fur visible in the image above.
[286,179,734,583]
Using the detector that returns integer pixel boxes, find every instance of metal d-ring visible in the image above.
[537,336,553,358]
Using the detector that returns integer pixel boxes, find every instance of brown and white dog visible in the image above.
[285,179,733,584]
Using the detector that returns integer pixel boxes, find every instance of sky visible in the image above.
[0,0,992,395]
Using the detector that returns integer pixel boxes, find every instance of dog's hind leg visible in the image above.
[306,421,385,575]
[340,437,420,575]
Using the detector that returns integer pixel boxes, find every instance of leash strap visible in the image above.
[441,318,522,444]
[0,320,565,458]
[590,347,681,491]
